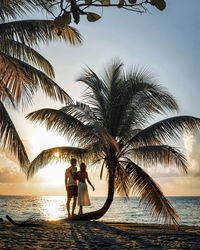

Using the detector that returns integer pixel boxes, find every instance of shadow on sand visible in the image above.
[1,217,200,249]
[68,220,167,249]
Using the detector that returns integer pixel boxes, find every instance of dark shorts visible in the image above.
[67,185,78,198]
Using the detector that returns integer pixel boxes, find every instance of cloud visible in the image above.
[0,149,25,183]
[146,166,181,179]
[0,138,34,166]
[0,152,42,184]
[184,132,200,177]
[0,138,36,183]
[153,132,200,196]
[161,175,200,196]
[143,132,200,180]
[0,153,28,183]
[0,166,26,183]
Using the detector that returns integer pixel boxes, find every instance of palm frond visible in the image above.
[0,20,82,47]
[0,74,15,106]
[77,67,108,124]
[0,100,30,170]
[0,0,49,21]
[60,102,98,124]
[26,108,102,147]
[123,66,178,115]
[26,107,120,153]
[103,59,123,91]
[60,103,120,152]
[127,116,200,147]
[128,145,188,173]
[0,39,55,78]
[0,51,71,105]
[28,146,89,178]
[26,108,91,140]
[124,159,180,228]
[119,66,178,137]
[103,61,125,135]
[114,162,130,198]
[119,128,161,153]
[116,81,178,138]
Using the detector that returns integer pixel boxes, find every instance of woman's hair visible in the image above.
[80,162,87,172]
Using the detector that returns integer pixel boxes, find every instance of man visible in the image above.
[65,158,78,218]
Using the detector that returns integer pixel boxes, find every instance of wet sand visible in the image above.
[0,219,200,249]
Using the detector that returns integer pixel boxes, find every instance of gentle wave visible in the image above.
[0,196,199,226]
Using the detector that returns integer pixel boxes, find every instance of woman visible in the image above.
[74,163,95,215]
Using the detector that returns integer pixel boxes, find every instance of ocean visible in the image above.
[0,196,199,226]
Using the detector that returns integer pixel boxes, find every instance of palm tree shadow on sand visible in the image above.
[67,220,159,249]
[67,220,187,249]
[2,218,200,249]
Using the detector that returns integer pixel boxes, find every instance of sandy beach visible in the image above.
[0,219,200,249]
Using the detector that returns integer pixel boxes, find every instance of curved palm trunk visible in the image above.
[71,169,114,221]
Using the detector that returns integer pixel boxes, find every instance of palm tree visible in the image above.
[26,60,200,229]
[0,0,82,170]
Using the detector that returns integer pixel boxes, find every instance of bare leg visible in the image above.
[78,206,81,215]
[80,205,83,214]
[72,197,77,216]
[66,198,71,218]
[78,205,83,215]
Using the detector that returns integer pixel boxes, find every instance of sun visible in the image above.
[54,152,60,158]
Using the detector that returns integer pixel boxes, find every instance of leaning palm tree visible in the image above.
[26,60,200,229]
[0,0,82,170]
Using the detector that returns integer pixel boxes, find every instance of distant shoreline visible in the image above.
[1,220,200,249]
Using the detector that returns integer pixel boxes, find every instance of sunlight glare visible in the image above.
[37,163,67,184]
[41,196,66,221]
[28,124,69,158]
[54,151,60,158]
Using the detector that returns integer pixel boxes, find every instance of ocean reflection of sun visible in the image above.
[41,196,65,221]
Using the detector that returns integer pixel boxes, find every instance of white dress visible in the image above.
[78,182,91,206]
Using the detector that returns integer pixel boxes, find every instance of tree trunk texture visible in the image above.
[71,169,115,221]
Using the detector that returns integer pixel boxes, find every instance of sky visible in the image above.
[0,0,200,196]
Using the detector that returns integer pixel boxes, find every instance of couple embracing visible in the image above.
[65,158,95,217]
